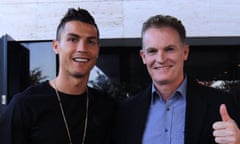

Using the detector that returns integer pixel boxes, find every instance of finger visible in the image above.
[215,136,233,144]
[220,104,231,122]
[213,128,234,137]
[213,121,229,130]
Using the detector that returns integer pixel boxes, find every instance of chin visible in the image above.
[71,72,85,78]
[155,78,170,85]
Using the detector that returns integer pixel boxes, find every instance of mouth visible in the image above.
[73,57,89,62]
[154,65,172,70]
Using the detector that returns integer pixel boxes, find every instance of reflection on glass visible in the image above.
[22,42,56,83]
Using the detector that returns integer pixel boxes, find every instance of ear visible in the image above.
[183,44,189,61]
[52,40,59,54]
[139,49,147,64]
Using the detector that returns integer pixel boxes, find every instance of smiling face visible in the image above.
[140,26,189,88]
[53,20,99,79]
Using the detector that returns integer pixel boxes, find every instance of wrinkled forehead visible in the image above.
[142,27,184,48]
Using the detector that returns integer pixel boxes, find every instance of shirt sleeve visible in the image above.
[0,94,32,144]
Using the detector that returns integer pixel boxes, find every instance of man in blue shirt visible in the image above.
[112,14,240,144]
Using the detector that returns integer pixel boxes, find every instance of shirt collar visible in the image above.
[151,76,187,104]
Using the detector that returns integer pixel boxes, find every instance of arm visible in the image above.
[0,96,31,144]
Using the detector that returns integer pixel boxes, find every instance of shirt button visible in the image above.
[166,107,170,111]
[164,128,168,132]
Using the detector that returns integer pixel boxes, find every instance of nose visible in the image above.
[156,50,165,63]
[76,41,88,53]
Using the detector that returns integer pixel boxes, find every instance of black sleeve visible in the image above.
[0,94,32,144]
[229,87,240,113]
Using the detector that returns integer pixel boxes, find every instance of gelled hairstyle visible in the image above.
[141,15,186,43]
[56,7,99,41]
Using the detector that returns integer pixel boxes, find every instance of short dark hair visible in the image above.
[141,15,186,43]
[56,7,99,41]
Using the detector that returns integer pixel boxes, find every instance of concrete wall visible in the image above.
[0,0,240,41]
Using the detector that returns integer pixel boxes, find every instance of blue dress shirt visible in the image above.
[142,77,187,144]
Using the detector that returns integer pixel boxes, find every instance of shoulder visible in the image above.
[230,87,240,101]
[18,80,51,95]
[187,76,230,96]
[19,81,52,96]
[229,87,240,110]
[116,85,151,109]
[187,76,237,110]
[8,80,53,105]
[88,87,112,99]
[1,81,53,118]
[87,87,116,120]
[130,85,151,101]
[88,87,116,106]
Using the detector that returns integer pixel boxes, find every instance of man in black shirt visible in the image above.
[0,7,115,144]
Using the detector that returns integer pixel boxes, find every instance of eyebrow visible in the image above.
[67,33,80,39]
[67,33,98,40]
[165,44,177,48]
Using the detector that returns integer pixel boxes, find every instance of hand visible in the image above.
[212,104,240,144]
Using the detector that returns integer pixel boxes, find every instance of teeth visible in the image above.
[155,66,170,69]
[73,58,88,62]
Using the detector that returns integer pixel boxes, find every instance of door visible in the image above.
[0,34,29,111]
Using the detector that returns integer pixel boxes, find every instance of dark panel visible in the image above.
[7,41,30,101]
[185,45,240,80]
[0,34,29,106]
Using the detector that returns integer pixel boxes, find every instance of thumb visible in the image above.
[220,104,231,121]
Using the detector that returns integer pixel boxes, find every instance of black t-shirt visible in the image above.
[0,81,116,144]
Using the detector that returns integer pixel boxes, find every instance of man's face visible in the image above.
[140,27,189,86]
[53,20,99,78]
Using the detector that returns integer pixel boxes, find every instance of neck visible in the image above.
[50,76,88,95]
[154,78,184,101]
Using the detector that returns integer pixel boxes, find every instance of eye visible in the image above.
[145,48,157,55]
[87,39,98,46]
[165,46,175,52]
[67,37,78,43]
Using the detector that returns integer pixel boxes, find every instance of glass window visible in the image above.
[22,41,56,83]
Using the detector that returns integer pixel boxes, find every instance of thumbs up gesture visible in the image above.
[213,104,240,144]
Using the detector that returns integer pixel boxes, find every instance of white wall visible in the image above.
[0,0,240,41]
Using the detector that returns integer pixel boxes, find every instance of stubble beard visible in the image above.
[156,79,170,86]
[71,71,88,79]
